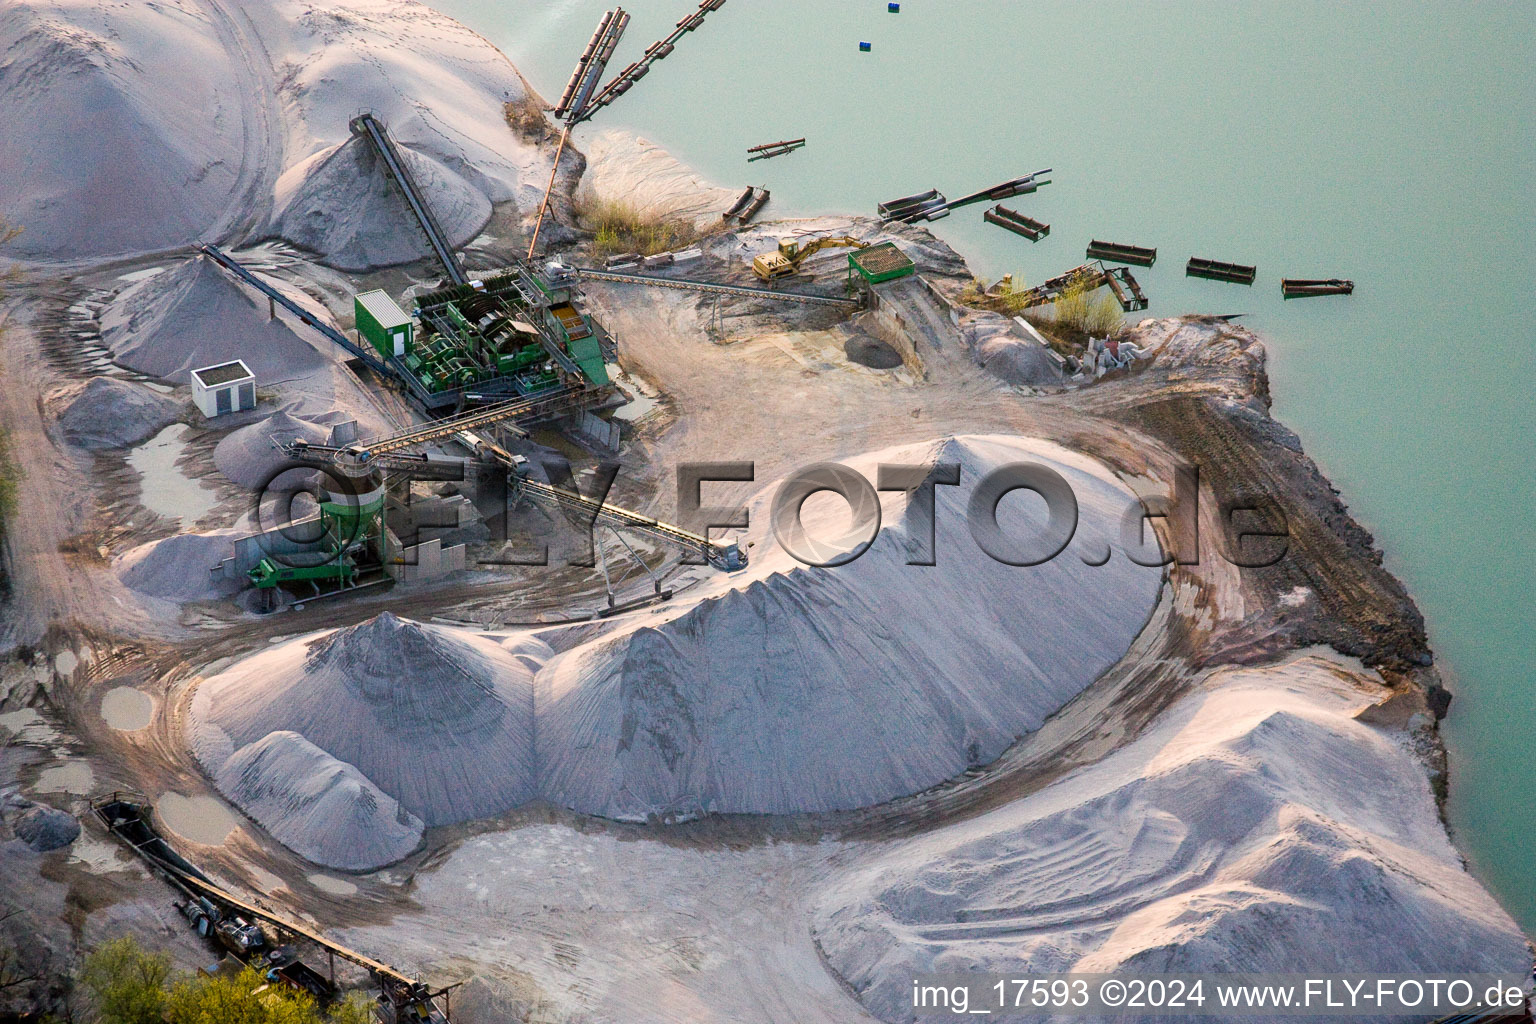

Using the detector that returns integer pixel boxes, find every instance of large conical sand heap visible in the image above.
[272,135,492,272]
[100,256,328,383]
[535,434,1162,818]
[0,2,244,260]
[191,612,539,842]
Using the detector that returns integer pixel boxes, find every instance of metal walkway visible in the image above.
[574,266,858,307]
[351,113,466,286]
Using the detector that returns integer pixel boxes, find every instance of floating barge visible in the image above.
[878,187,948,223]
[722,185,770,225]
[879,170,1051,224]
[1086,239,1156,266]
[1187,256,1257,285]
[1103,265,1149,311]
[1282,278,1354,298]
[984,204,1050,241]
[747,138,805,161]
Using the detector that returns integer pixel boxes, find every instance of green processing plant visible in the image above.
[354,262,610,411]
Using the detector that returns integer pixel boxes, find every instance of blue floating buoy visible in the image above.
[888,2,900,10]
[859,40,872,51]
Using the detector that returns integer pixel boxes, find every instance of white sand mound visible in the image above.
[272,134,492,272]
[0,1,245,260]
[115,529,244,603]
[579,129,742,231]
[214,731,423,870]
[191,613,538,841]
[813,659,1531,1023]
[266,0,556,217]
[214,408,331,490]
[56,377,181,450]
[99,256,329,384]
[535,435,1161,818]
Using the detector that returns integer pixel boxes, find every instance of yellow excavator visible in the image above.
[751,235,867,282]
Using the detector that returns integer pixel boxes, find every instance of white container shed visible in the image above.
[191,359,256,418]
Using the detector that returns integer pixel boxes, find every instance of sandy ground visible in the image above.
[0,1,1527,1021]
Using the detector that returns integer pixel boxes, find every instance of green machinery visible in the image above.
[846,242,916,289]
[247,481,385,591]
[353,263,610,408]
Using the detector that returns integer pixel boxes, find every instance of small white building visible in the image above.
[191,359,256,418]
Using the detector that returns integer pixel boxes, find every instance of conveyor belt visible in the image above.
[574,267,858,306]
[198,245,390,378]
[521,476,715,556]
[93,797,417,988]
[326,384,595,461]
[351,114,466,286]
[470,437,743,569]
[576,0,728,123]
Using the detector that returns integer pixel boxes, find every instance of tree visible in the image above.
[78,938,170,1024]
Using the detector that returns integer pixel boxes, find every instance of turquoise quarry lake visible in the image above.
[428,0,1535,931]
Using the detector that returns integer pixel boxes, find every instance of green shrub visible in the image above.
[575,197,702,258]
[78,935,393,1024]
[79,938,171,1024]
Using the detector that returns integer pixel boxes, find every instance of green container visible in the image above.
[848,242,916,285]
[355,290,413,359]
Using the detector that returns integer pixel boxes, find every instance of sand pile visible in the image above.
[191,613,540,865]
[0,1,244,260]
[213,408,333,490]
[272,134,492,272]
[115,530,245,603]
[214,731,423,870]
[964,314,1065,387]
[813,659,1531,1023]
[12,804,79,852]
[266,0,558,220]
[535,435,1160,819]
[190,436,1160,860]
[56,377,181,450]
[100,256,329,383]
[579,129,743,231]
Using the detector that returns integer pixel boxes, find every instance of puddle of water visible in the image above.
[0,708,59,744]
[126,425,218,524]
[100,687,154,731]
[69,833,125,872]
[36,761,95,795]
[158,793,236,846]
[247,863,288,895]
[0,708,41,734]
[608,363,661,423]
[307,873,357,896]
